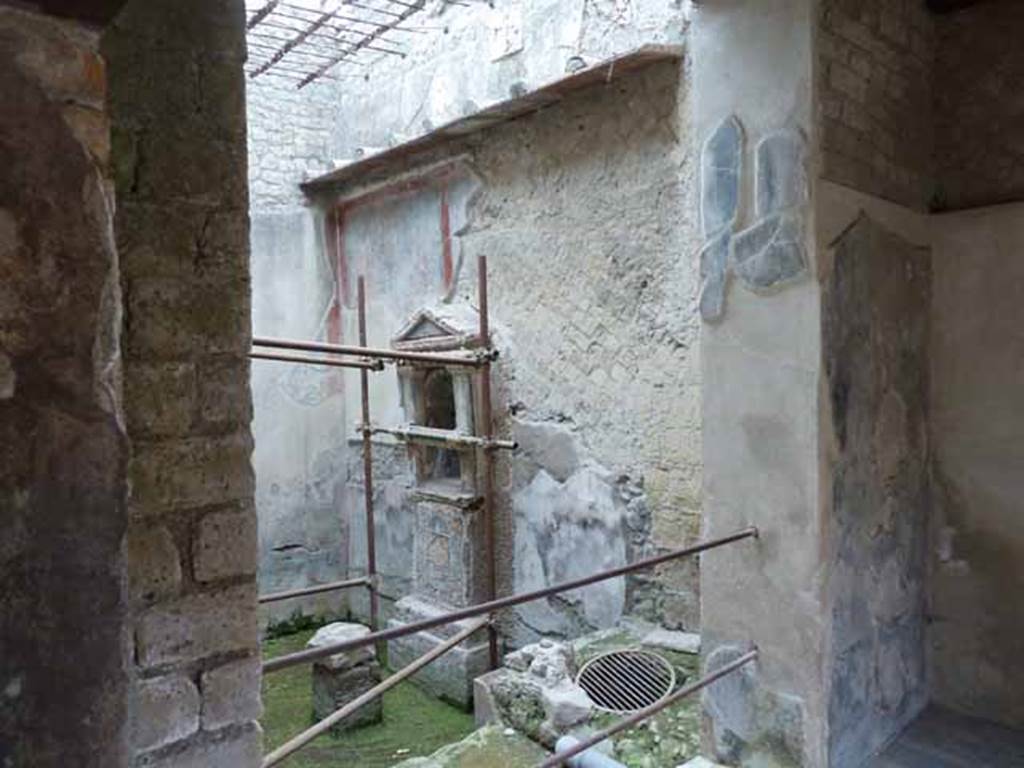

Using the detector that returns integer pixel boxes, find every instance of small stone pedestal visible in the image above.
[387,596,490,709]
[307,622,382,733]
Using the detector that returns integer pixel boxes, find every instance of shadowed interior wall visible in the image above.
[934,2,1024,210]
[0,9,129,767]
[929,202,1024,728]
[823,215,931,766]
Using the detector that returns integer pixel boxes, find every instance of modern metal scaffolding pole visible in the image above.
[356,276,383,657]
[263,527,759,674]
[477,255,500,670]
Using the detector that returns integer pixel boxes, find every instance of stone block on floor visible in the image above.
[308,621,382,733]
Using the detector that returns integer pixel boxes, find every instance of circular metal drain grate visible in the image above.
[576,649,677,714]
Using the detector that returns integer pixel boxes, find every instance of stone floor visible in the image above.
[868,706,1024,767]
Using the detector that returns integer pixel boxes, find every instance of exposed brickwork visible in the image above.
[247,75,334,211]
[817,0,935,209]
[103,0,260,764]
[934,2,1024,210]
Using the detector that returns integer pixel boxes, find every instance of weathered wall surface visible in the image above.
[329,0,688,162]
[247,36,350,620]
[105,1,263,764]
[933,2,1024,211]
[0,9,129,767]
[822,215,930,766]
[460,59,701,643]
[929,202,1024,728]
[817,0,934,210]
[327,58,701,644]
[693,1,825,766]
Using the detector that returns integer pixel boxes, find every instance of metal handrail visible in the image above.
[258,576,371,604]
[263,527,758,674]
[250,349,384,370]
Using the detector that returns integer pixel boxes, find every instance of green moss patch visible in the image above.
[262,629,476,768]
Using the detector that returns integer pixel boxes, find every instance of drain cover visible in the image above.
[576,649,677,714]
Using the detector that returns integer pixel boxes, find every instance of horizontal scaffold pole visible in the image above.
[253,335,497,368]
[263,526,758,674]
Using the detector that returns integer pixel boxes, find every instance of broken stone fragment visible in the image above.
[641,628,701,655]
[732,211,807,291]
[701,115,744,238]
[698,229,731,322]
[541,682,594,729]
[307,622,376,671]
[755,130,807,216]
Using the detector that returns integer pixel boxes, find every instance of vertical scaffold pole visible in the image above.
[477,255,500,670]
[357,276,382,659]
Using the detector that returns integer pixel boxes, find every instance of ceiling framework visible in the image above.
[245,0,452,88]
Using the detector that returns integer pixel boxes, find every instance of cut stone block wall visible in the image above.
[933,3,1024,210]
[0,8,129,767]
[817,0,934,210]
[103,1,262,764]
[929,202,1024,728]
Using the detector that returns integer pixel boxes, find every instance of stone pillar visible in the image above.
[103,1,262,765]
[0,9,129,766]
[693,3,934,767]
[692,1,825,766]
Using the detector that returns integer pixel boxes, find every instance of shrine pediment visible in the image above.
[391,304,480,352]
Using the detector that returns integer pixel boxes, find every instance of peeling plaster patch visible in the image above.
[0,352,14,399]
[755,130,807,216]
[732,211,806,291]
[698,229,731,322]
[513,467,628,638]
[700,115,743,238]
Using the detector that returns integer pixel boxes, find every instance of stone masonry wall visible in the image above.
[933,2,1024,211]
[246,3,352,622]
[104,1,262,765]
[325,58,700,646]
[329,0,688,163]
[247,66,334,212]
[458,59,701,642]
[244,1,358,620]
[0,9,129,767]
[817,0,935,210]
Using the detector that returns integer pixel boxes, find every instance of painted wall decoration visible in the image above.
[698,116,809,322]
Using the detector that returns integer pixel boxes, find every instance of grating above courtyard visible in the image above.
[245,0,456,88]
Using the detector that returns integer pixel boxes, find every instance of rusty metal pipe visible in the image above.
[364,423,516,451]
[253,335,494,367]
[262,617,490,767]
[263,526,757,674]
[249,350,383,371]
[357,277,382,660]
[258,577,370,604]
[477,255,500,671]
[537,649,759,768]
